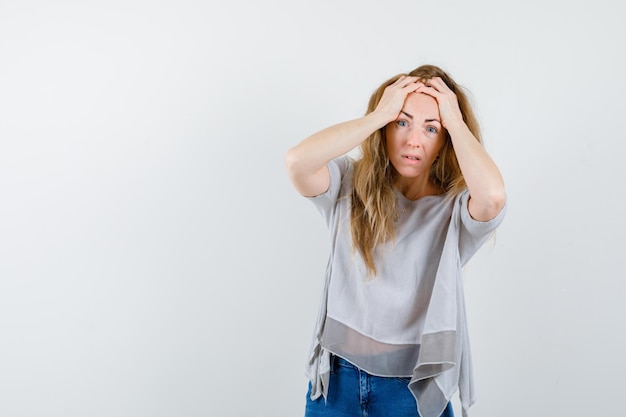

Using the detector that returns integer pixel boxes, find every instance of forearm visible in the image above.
[447,121,506,219]
[285,75,422,197]
[285,111,388,176]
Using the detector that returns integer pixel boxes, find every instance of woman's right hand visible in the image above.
[285,76,421,197]
[373,76,422,122]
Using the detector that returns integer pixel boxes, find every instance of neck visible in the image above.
[395,176,442,201]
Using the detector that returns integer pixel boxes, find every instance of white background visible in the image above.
[1,1,624,416]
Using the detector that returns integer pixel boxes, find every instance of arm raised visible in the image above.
[285,76,422,197]
[420,77,506,221]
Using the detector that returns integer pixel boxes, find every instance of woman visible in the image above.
[285,64,506,417]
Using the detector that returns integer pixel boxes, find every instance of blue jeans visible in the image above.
[305,355,454,417]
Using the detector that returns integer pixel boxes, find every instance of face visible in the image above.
[385,92,445,181]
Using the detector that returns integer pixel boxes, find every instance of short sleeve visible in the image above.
[306,156,352,226]
[458,189,507,265]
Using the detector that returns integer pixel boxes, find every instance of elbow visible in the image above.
[491,190,507,213]
[285,146,313,185]
[469,186,506,221]
[284,146,302,178]
[483,187,507,218]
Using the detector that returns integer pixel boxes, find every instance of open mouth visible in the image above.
[402,155,420,161]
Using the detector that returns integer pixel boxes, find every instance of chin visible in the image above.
[396,169,423,180]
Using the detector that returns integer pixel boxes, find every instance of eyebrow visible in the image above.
[400,111,442,124]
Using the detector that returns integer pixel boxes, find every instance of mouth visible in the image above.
[402,154,421,161]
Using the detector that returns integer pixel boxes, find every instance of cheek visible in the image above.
[386,138,404,160]
[384,130,398,152]
[432,136,446,153]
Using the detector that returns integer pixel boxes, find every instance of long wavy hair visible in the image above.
[350,64,482,276]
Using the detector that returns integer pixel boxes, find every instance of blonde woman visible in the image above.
[285,64,507,417]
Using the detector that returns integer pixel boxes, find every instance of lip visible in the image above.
[401,154,421,163]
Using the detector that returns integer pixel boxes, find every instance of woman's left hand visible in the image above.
[416,77,464,130]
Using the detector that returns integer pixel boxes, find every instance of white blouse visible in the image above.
[305,155,507,417]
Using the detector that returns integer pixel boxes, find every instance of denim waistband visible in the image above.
[331,354,358,370]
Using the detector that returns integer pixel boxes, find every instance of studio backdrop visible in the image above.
[0,1,624,416]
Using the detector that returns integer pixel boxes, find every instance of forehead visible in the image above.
[403,93,439,117]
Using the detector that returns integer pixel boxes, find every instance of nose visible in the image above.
[406,129,423,148]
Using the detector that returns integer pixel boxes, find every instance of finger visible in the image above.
[427,77,452,94]
[409,82,426,94]
[395,75,419,88]
[404,81,423,92]
[417,83,439,98]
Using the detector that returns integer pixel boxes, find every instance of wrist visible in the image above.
[366,109,394,130]
[444,118,470,137]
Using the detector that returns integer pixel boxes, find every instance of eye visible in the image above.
[397,120,408,127]
[426,126,438,134]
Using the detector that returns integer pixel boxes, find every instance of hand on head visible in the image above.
[376,75,463,130]
[374,75,422,123]
[414,77,464,130]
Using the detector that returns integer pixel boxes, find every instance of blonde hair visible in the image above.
[350,64,482,275]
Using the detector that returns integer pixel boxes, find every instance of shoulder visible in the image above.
[331,154,355,174]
